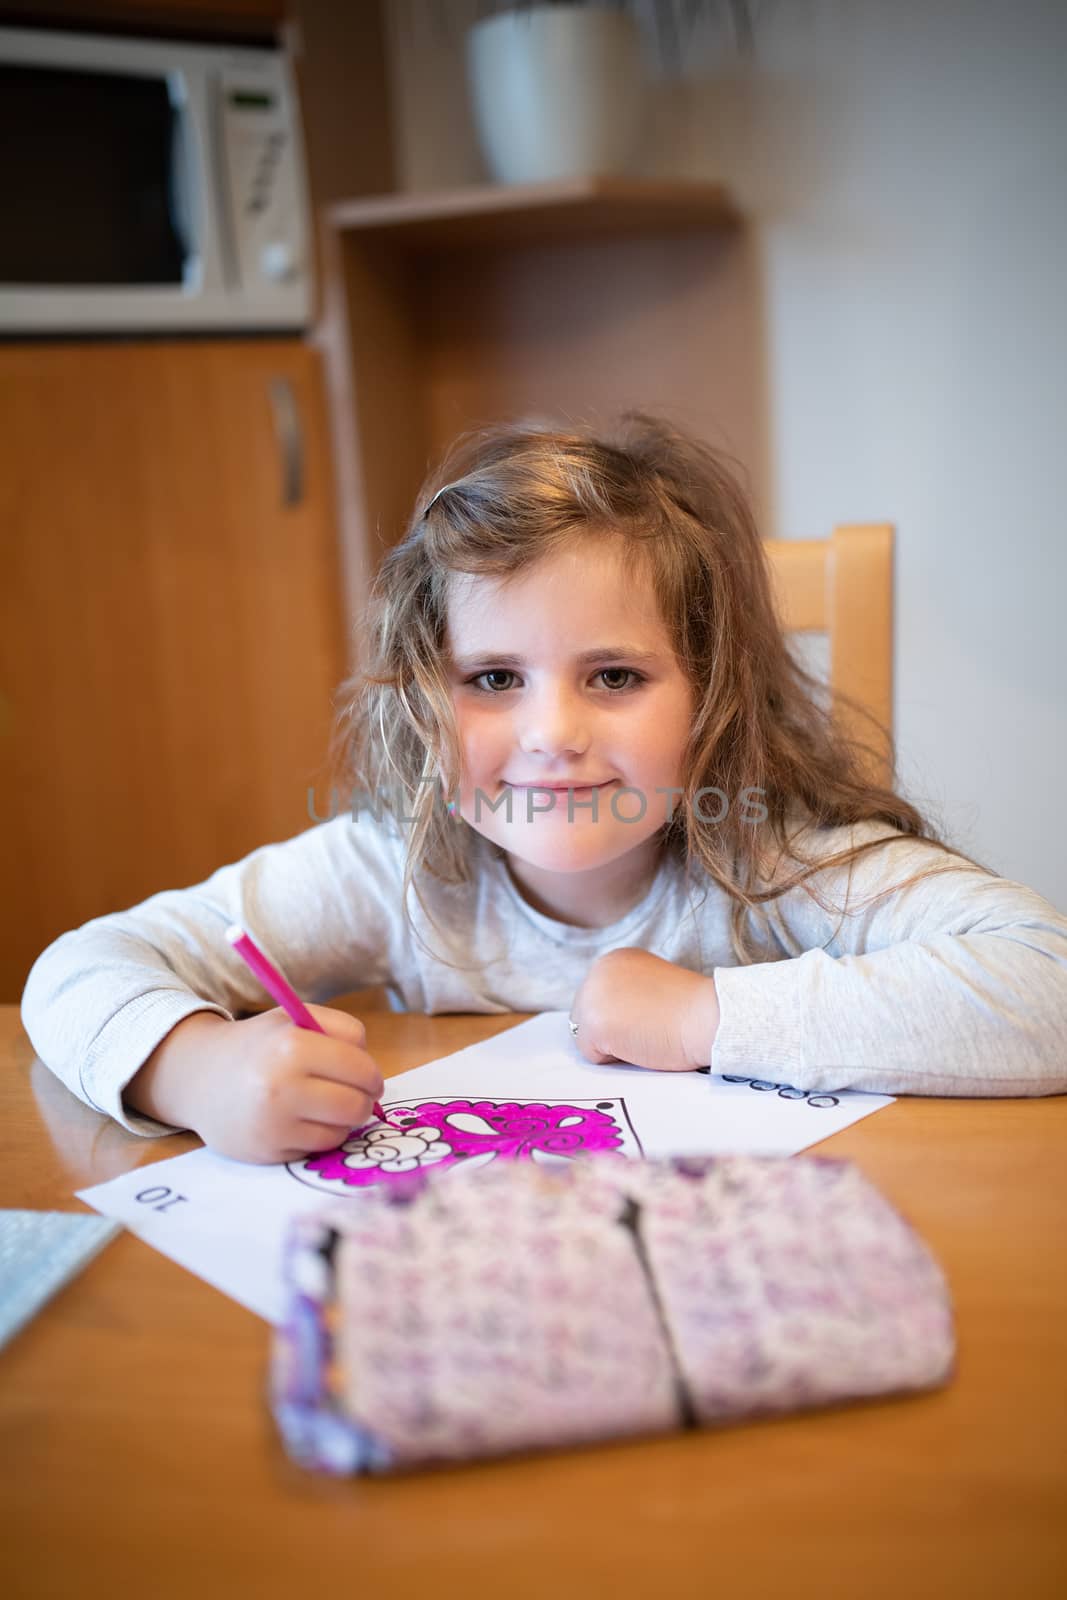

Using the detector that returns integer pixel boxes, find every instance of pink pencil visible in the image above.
[225,924,389,1127]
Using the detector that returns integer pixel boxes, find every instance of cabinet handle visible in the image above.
[268,377,304,508]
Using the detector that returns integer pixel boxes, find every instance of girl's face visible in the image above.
[445,539,694,925]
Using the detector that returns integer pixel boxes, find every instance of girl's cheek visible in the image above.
[460,708,506,770]
[452,705,479,763]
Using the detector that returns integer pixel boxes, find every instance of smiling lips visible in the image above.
[505,779,616,791]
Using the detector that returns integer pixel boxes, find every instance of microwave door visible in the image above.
[1,62,192,288]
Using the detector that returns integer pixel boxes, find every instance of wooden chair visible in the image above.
[764,524,894,783]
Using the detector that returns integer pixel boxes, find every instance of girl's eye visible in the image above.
[471,669,518,692]
[596,667,641,692]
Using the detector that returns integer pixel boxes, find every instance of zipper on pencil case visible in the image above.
[617,1196,697,1429]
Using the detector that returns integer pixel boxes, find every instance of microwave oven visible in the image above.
[0,26,311,332]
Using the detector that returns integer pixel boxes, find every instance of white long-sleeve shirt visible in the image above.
[20,813,1067,1136]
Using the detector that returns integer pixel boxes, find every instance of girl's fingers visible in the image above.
[569,1015,619,1065]
[289,1104,387,1159]
[299,1038,385,1098]
[303,1005,367,1050]
[305,1060,385,1101]
[278,1122,357,1161]
[294,1076,381,1130]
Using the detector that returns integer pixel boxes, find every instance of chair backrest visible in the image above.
[764,524,894,782]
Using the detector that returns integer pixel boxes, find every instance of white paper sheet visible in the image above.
[78,1011,893,1323]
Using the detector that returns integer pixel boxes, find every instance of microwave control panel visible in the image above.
[219,64,308,298]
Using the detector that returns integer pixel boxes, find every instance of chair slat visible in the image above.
[765,525,894,784]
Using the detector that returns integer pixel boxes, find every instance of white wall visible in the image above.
[386,0,1067,907]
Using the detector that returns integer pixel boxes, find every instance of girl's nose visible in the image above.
[516,686,590,757]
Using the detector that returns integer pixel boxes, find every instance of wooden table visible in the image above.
[2,1006,1065,1600]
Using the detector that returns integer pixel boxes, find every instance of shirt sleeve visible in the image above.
[20,815,404,1137]
[710,825,1067,1097]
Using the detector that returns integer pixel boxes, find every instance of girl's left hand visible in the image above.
[570,948,720,1073]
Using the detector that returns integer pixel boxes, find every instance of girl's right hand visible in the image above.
[126,1006,385,1165]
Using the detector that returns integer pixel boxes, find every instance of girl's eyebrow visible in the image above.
[451,647,662,670]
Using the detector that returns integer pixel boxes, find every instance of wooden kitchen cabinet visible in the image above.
[0,339,346,999]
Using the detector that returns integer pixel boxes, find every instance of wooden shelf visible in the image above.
[319,178,757,662]
[328,177,737,251]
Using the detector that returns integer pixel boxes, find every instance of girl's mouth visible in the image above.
[504,780,617,795]
[504,779,616,790]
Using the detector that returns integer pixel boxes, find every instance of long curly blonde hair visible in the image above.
[329,413,969,956]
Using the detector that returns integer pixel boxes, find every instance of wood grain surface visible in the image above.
[0,340,345,1001]
[1,1007,1064,1600]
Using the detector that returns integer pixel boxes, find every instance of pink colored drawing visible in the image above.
[290,1097,641,1194]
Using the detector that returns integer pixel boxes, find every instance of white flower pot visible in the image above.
[467,5,645,185]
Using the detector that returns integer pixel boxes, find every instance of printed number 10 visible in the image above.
[135,1185,188,1214]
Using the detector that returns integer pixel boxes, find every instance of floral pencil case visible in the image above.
[270,1154,954,1475]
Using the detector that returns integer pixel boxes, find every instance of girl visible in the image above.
[21,415,1067,1163]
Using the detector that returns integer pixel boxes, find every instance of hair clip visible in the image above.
[424,481,459,516]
